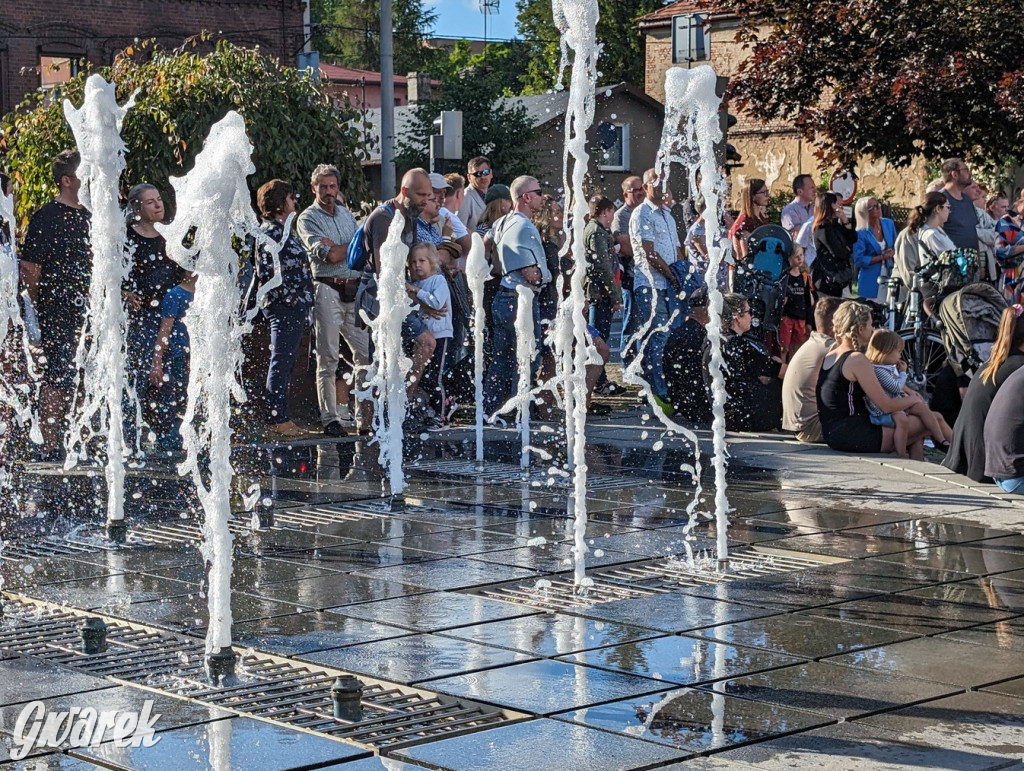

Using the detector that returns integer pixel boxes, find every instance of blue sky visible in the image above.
[429,0,520,42]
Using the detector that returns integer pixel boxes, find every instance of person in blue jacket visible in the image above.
[853,196,898,304]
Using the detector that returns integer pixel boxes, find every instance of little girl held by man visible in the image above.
[864,330,952,457]
[406,242,452,425]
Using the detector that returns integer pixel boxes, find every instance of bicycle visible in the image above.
[884,262,949,400]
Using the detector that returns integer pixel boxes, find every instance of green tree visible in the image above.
[0,39,368,232]
[515,0,662,94]
[395,63,537,181]
[311,0,442,76]
[710,0,1024,168]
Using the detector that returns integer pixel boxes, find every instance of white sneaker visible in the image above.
[336,406,355,427]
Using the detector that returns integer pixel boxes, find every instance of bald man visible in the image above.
[357,168,437,409]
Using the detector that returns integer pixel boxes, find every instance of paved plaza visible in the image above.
[2,402,1024,770]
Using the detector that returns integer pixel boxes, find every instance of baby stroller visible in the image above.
[731,226,791,351]
[938,282,1007,378]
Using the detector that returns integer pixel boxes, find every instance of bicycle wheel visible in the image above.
[899,331,948,402]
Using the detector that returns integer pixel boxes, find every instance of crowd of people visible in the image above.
[3,149,1024,493]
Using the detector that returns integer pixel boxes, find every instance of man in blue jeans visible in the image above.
[483,175,548,417]
[628,168,683,414]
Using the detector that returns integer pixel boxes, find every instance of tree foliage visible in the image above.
[515,0,663,94]
[710,0,1024,168]
[0,39,369,233]
[395,60,537,181]
[311,0,442,76]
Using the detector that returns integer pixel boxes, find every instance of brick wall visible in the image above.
[0,0,306,114]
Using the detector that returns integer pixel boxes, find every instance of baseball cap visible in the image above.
[428,172,448,190]
[484,184,512,204]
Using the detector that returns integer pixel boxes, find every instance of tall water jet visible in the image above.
[158,111,264,674]
[513,284,537,470]
[551,0,600,589]
[465,233,489,467]
[62,75,136,540]
[364,213,413,496]
[657,66,731,563]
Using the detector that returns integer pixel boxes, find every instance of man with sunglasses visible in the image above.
[457,156,494,232]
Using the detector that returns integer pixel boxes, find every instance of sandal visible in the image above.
[268,421,313,439]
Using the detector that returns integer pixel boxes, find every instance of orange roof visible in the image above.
[636,0,712,28]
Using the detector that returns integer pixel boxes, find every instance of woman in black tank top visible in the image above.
[817,302,929,458]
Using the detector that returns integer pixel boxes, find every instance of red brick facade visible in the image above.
[0,0,306,114]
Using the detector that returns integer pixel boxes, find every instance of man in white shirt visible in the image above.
[781,174,816,235]
[629,168,683,412]
[456,156,493,232]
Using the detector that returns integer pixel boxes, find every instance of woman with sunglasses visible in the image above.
[728,178,771,261]
[703,293,783,431]
[810,192,856,298]
[853,196,897,304]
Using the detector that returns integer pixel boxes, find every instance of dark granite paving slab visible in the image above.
[828,636,1024,687]
[70,714,368,769]
[351,556,539,591]
[875,543,1024,576]
[939,617,1024,651]
[301,632,534,683]
[573,592,786,634]
[425,658,668,714]
[369,528,534,558]
[473,517,645,542]
[857,690,1024,764]
[798,558,972,593]
[464,542,637,572]
[689,613,918,660]
[232,611,415,655]
[244,572,427,611]
[837,519,1018,547]
[585,529,717,559]
[146,555,346,585]
[68,544,205,574]
[701,519,818,546]
[801,592,1019,635]
[391,717,688,770]
[112,590,311,634]
[231,525,362,554]
[676,575,876,611]
[734,504,918,530]
[714,720,1014,770]
[901,575,1024,613]
[561,634,802,686]
[0,656,117,707]
[15,573,196,613]
[0,749,101,767]
[269,541,452,574]
[762,532,915,559]
[334,591,540,633]
[320,757,432,769]
[554,687,832,754]
[438,612,664,657]
[981,676,1024,699]
[1,555,125,590]
[710,661,960,720]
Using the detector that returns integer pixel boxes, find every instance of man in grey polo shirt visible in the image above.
[296,163,370,436]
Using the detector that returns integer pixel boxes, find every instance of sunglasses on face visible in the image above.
[471,169,492,178]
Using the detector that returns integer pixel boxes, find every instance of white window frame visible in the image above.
[595,121,629,172]
[672,14,710,64]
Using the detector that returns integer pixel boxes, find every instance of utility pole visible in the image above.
[380,0,396,199]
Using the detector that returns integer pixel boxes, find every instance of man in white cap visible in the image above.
[427,172,472,256]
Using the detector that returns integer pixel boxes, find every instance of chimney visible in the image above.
[407,72,432,104]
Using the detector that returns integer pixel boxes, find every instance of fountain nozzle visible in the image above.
[106,520,127,544]
[387,494,405,513]
[205,646,238,685]
[81,617,108,654]
[331,675,364,721]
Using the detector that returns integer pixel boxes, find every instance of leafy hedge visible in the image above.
[0,38,369,234]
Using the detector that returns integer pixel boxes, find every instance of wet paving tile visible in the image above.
[16,574,198,617]
[561,634,802,686]
[702,519,817,546]
[352,556,539,591]
[689,613,917,660]
[334,591,540,633]
[69,544,205,574]
[677,576,876,611]
[981,676,1024,699]
[426,658,668,714]
[114,590,310,634]
[938,617,1024,651]
[370,528,533,558]
[301,632,534,683]
[70,714,369,769]
[575,592,785,634]
[438,612,664,657]
[828,636,1024,688]
[474,518,645,542]
[763,532,915,559]
[554,687,832,754]
[272,541,451,574]
[232,611,415,655]
[715,720,1013,770]
[465,542,638,572]
[245,572,427,611]
[837,519,1018,547]
[875,543,1024,576]
[857,689,1024,764]
[146,555,345,586]
[711,661,959,720]
[0,656,116,707]
[392,717,688,769]
[1,555,125,590]
[901,575,1024,613]
[799,559,971,594]
[802,592,1019,635]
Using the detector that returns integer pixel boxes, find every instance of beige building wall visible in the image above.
[643,19,931,209]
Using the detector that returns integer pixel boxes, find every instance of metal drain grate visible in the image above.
[132,519,254,546]
[1,536,101,562]
[472,576,665,612]
[0,598,523,750]
[592,546,847,591]
[468,547,845,613]
[274,504,391,528]
[408,459,633,492]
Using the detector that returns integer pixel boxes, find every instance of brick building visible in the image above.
[0,0,307,115]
